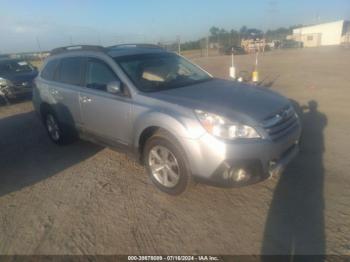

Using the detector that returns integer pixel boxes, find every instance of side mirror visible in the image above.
[107,81,122,94]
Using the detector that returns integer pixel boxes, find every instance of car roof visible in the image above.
[49,44,169,59]
[107,47,168,58]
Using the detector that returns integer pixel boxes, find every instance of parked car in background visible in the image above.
[281,39,303,49]
[0,58,38,102]
[33,44,301,195]
[219,45,246,55]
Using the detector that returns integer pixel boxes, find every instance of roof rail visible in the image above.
[107,43,164,50]
[50,45,106,55]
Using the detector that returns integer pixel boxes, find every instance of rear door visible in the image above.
[51,57,84,128]
[79,57,132,146]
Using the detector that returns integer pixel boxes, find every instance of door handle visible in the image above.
[50,89,59,95]
[80,96,92,103]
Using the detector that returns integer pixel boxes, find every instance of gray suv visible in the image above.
[33,44,301,195]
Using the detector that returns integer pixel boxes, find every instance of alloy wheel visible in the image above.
[148,145,180,188]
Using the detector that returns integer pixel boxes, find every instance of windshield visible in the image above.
[115,53,212,92]
[0,60,34,74]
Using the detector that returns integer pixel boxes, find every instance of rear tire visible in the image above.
[144,130,192,195]
[44,111,76,145]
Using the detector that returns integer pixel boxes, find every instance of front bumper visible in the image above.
[180,124,301,187]
[6,84,33,97]
[195,143,298,187]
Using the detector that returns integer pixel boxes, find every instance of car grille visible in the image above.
[262,105,299,141]
[13,81,32,88]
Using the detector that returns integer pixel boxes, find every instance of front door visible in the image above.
[79,57,132,146]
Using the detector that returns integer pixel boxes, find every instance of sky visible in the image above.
[0,0,349,53]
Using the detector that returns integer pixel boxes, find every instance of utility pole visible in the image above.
[177,35,181,55]
[36,36,43,62]
[97,32,102,45]
[36,36,42,52]
[206,35,209,57]
[69,35,73,45]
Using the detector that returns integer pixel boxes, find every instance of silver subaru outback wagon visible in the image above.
[32,44,301,195]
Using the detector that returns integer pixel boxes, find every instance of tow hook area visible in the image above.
[269,161,285,178]
[268,144,299,178]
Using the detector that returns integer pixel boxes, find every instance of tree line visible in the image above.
[180,25,302,51]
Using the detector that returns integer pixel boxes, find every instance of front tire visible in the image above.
[144,130,192,195]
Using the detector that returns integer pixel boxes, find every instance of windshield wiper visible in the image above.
[150,77,214,92]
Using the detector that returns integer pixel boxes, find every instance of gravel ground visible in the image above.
[0,47,350,255]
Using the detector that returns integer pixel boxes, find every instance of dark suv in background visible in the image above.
[0,58,38,102]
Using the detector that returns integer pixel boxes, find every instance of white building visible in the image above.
[292,20,350,47]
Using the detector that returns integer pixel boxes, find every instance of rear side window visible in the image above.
[41,59,59,80]
[85,58,119,91]
[57,57,83,86]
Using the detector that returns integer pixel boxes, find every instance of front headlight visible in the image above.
[0,77,11,87]
[195,109,260,140]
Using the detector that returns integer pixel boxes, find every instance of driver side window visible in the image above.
[85,58,119,92]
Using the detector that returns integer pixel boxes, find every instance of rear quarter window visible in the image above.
[41,59,59,81]
[56,57,84,86]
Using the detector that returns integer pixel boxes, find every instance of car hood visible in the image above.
[0,70,38,84]
[147,78,290,123]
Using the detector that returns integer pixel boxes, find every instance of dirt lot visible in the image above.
[1,47,350,255]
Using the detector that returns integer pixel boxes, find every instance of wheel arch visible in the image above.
[138,126,160,160]
[136,124,190,165]
[133,109,203,162]
[39,102,54,121]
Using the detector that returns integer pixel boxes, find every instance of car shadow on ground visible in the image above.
[0,93,32,106]
[261,100,327,260]
[0,110,102,197]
